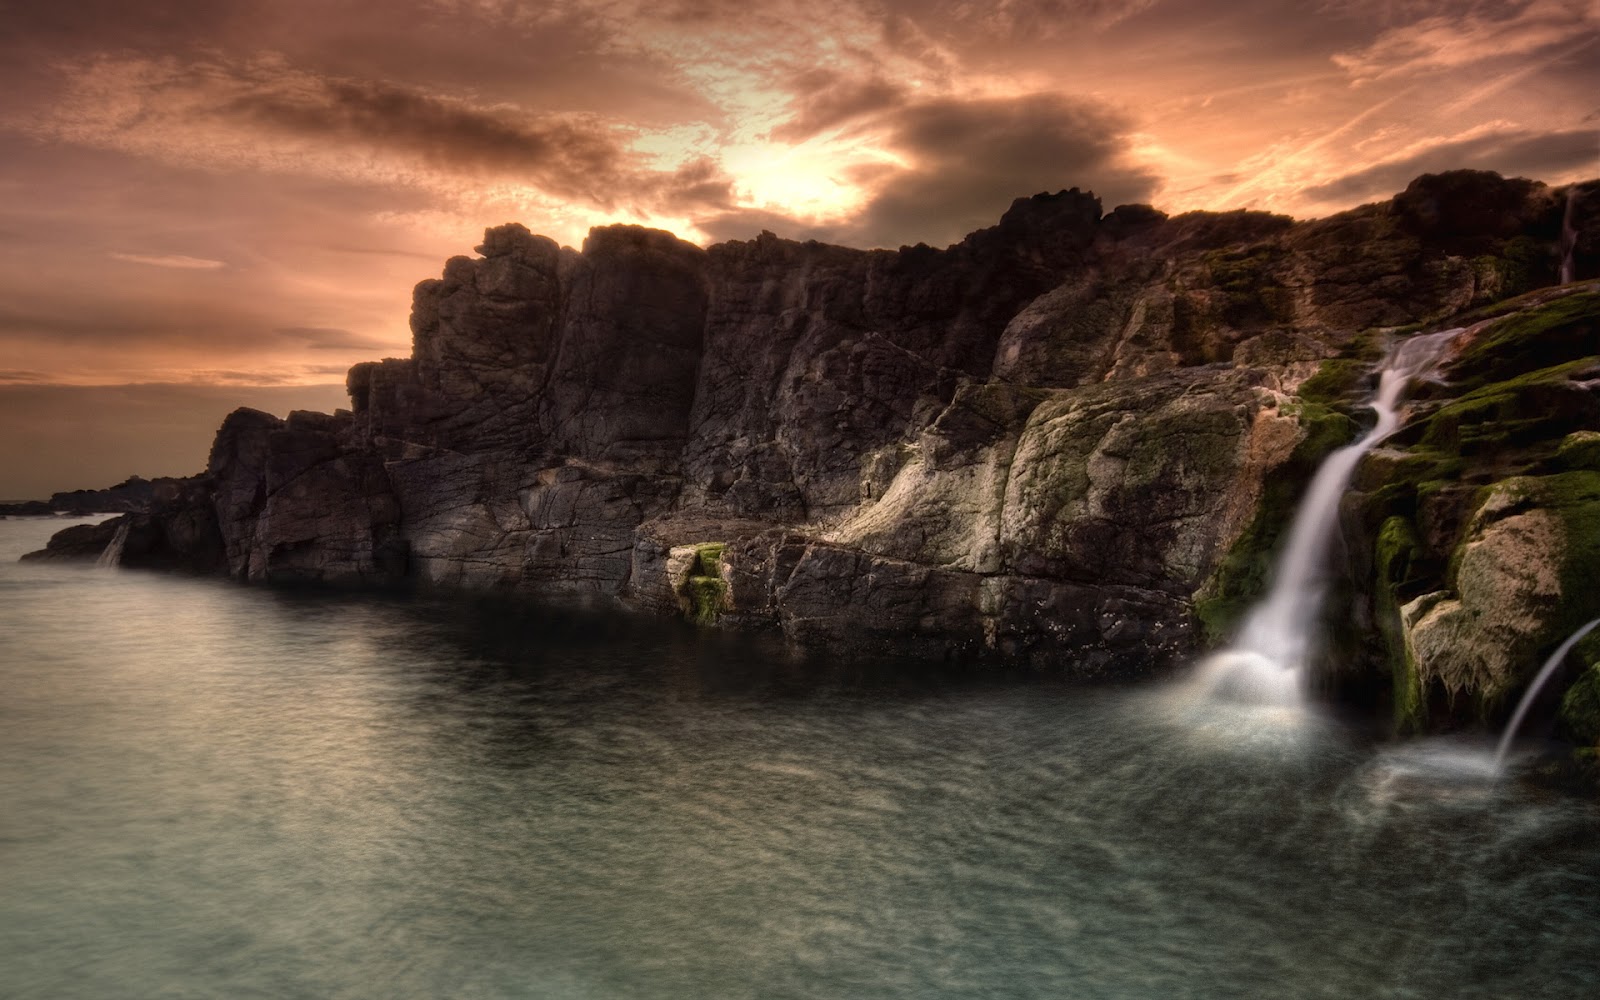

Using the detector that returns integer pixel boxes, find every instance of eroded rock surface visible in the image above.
[30,171,1600,683]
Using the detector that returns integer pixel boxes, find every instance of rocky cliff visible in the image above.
[31,171,1600,721]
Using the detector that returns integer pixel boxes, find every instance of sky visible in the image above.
[1,0,1598,498]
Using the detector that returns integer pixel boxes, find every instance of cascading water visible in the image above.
[1493,617,1600,774]
[1193,329,1463,706]
[96,519,131,569]
[1559,186,1579,286]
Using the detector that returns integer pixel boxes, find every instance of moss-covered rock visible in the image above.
[1557,430,1600,471]
[676,542,729,626]
[1373,515,1428,732]
[1418,358,1600,457]
[1399,472,1600,716]
[1447,288,1600,392]
[1559,661,1600,748]
[1194,401,1359,640]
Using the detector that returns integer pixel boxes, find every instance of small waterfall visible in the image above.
[1493,617,1600,774]
[1559,187,1579,286]
[1194,329,1463,705]
[96,520,131,569]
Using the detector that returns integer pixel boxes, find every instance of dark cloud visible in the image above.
[769,72,910,143]
[0,382,347,499]
[647,157,738,214]
[216,72,632,202]
[1304,128,1600,205]
[853,93,1158,247]
[0,370,49,383]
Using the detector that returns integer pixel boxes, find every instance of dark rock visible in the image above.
[28,172,1599,692]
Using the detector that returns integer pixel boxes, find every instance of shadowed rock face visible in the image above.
[33,171,1600,684]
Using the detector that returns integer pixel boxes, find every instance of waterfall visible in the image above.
[1559,187,1579,286]
[1194,329,1463,705]
[96,520,131,569]
[1493,617,1600,774]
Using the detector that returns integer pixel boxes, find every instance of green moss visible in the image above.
[693,542,725,575]
[681,542,729,627]
[1542,471,1600,603]
[1557,431,1600,471]
[1195,403,1360,640]
[1297,358,1370,407]
[1373,516,1427,733]
[1201,245,1293,327]
[686,575,728,626]
[1440,471,1600,650]
[1558,662,1600,748]
[1294,326,1407,409]
[1418,358,1600,455]
[1449,289,1600,392]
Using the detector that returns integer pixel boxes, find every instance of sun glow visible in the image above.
[719,138,869,218]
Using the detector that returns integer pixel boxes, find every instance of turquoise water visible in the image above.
[2,516,1598,999]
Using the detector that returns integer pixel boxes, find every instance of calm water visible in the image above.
[3,516,1598,999]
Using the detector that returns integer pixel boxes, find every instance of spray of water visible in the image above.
[1192,329,1463,706]
[96,519,131,569]
[1493,617,1600,774]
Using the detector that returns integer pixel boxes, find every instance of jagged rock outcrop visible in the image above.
[29,171,1600,686]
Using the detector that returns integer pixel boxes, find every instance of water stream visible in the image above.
[1560,186,1579,286]
[1194,329,1462,705]
[1494,617,1600,774]
[95,518,130,569]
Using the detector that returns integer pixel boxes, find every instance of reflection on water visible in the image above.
[2,517,1598,999]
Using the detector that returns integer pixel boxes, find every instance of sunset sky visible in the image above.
[2,0,1597,498]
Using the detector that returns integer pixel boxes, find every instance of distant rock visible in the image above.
[0,474,194,518]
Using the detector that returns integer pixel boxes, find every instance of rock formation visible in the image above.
[0,475,190,517]
[27,172,1600,716]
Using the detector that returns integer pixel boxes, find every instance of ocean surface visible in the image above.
[3,515,1598,1000]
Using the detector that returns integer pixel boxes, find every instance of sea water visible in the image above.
[2,516,1598,999]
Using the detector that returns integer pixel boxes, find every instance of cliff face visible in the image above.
[39,171,1600,689]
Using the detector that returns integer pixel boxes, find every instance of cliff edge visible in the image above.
[32,171,1600,715]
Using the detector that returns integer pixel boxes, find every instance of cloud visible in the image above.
[697,91,1159,248]
[31,56,641,207]
[768,72,910,143]
[225,74,630,200]
[1302,126,1600,204]
[0,304,236,344]
[275,326,394,351]
[859,93,1158,247]
[1333,0,1600,82]
[109,252,227,269]
[0,370,50,383]
[0,0,244,61]
[935,0,1162,37]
